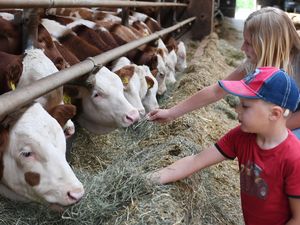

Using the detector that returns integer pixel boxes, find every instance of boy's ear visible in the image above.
[269,106,285,120]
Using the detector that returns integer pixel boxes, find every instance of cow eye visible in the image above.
[92,90,104,98]
[20,151,32,158]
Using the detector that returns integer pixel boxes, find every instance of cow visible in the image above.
[131,46,168,95]
[0,13,68,71]
[164,36,187,72]
[111,57,159,114]
[157,38,177,85]
[0,102,84,206]
[41,18,103,61]
[64,66,140,134]
[16,48,75,138]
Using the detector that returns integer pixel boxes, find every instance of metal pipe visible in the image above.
[0,0,187,9]
[0,17,196,118]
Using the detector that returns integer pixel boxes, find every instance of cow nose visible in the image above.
[67,188,84,203]
[124,109,140,124]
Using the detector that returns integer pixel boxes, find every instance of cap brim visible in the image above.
[218,80,259,98]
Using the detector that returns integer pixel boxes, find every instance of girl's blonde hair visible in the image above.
[243,7,300,77]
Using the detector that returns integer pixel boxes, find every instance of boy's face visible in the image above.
[235,98,272,133]
[241,30,257,64]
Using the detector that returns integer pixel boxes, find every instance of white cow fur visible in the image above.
[17,48,75,137]
[176,41,187,72]
[112,57,158,114]
[73,66,140,134]
[139,65,159,113]
[0,103,84,205]
[157,38,177,85]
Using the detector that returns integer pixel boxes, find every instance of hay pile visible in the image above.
[0,32,246,225]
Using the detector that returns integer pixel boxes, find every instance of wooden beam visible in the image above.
[187,0,213,40]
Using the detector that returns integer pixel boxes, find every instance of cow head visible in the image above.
[0,103,84,206]
[114,65,147,116]
[139,65,159,113]
[153,54,167,95]
[64,66,140,134]
[176,41,187,72]
[164,49,177,85]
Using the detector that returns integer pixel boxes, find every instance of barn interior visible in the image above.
[0,1,299,224]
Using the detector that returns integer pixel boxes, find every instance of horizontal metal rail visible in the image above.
[0,16,195,118]
[0,0,187,9]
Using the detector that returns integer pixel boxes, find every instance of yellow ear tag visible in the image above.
[122,76,129,85]
[9,81,16,90]
[63,95,71,104]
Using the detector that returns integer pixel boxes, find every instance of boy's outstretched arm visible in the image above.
[286,198,300,225]
[150,145,227,184]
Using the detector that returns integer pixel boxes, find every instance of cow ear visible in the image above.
[0,125,9,180]
[145,76,154,89]
[48,104,76,128]
[114,66,134,87]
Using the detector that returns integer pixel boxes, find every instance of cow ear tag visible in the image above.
[9,81,16,90]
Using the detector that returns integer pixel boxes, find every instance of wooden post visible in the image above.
[187,0,213,40]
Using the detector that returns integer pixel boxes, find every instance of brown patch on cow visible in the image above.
[72,25,108,52]
[0,125,9,179]
[45,14,74,26]
[0,17,22,54]
[54,41,80,66]
[24,172,40,186]
[151,69,158,78]
[114,66,134,86]
[48,104,76,128]
[164,36,178,53]
[38,24,67,70]
[145,17,161,33]
[0,51,23,95]
[59,33,102,61]
[145,75,154,89]
[156,48,164,58]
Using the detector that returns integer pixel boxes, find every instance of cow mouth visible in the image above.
[48,203,69,212]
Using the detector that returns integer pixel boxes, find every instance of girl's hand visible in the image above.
[147,108,174,123]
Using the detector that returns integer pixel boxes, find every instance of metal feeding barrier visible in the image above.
[0,0,187,8]
[0,16,196,118]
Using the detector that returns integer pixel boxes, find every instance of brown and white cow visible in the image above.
[111,57,159,114]
[0,102,84,206]
[65,66,140,134]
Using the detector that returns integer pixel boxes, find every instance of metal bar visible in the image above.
[0,0,187,9]
[0,17,195,118]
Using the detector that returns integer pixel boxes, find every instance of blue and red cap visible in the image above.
[218,67,300,112]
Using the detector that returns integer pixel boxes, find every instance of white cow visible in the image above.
[157,38,177,85]
[65,66,140,134]
[0,103,84,206]
[17,48,75,138]
[139,65,159,113]
[112,57,159,114]
[176,41,187,72]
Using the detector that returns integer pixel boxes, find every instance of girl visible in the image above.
[148,7,300,138]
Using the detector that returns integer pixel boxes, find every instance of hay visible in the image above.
[0,32,245,224]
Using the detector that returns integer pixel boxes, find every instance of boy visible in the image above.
[150,67,300,225]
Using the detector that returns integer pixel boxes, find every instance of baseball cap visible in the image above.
[218,67,300,112]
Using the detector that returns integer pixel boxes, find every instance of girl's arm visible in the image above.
[286,198,300,225]
[151,145,227,184]
[148,67,246,123]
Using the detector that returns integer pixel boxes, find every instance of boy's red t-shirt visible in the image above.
[216,126,300,225]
